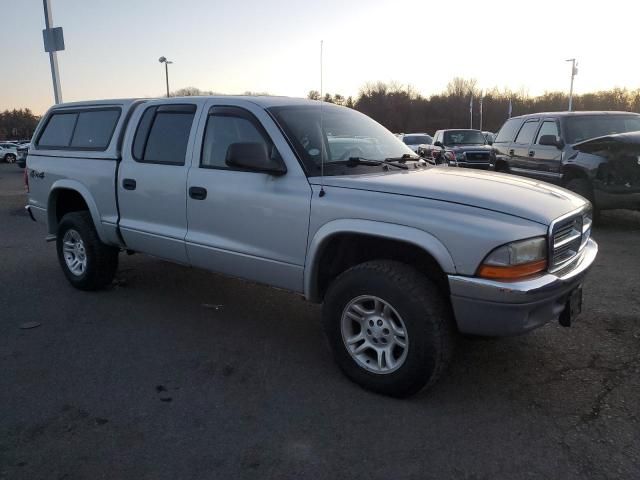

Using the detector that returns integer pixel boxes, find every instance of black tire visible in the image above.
[322,260,455,398]
[494,161,509,173]
[56,211,119,291]
[564,177,600,221]
[5,154,16,163]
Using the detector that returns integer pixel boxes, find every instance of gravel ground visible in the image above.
[0,163,639,479]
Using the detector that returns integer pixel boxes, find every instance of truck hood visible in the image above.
[446,144,492,153]
[312,168,587,225]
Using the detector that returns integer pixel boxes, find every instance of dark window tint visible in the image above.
[70,110,120,149]
[535,120,559,144]
[494,118,522,143]
[514,120,539,145]
[201,111,277,169]
[132,107,156,159]
[38,113,77,147]
[141,110,195,164]
[403,134,432,145]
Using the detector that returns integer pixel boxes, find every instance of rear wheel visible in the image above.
[5,154,16,163]
[56,211,119,290]
[323,260,455,397]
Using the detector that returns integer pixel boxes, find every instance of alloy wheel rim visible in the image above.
[340,295,409,374]
[62,229,87,276]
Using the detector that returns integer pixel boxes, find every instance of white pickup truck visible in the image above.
[26,96,597,397]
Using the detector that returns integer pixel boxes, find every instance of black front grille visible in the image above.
[464,152,490,163]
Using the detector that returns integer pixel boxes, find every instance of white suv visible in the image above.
[0,143,18,163]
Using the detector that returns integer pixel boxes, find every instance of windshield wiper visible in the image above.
[344,157,409,170]
[385,153,421,163]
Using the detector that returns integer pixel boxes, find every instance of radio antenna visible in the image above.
[319,39,326,198]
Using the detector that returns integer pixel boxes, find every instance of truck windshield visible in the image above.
[268,104,416,175]
[564,115,640,144]
[443,130,486,145]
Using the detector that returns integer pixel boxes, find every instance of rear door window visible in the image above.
[514,120,539,145]
[133,104,197,165]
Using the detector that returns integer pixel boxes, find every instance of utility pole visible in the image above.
[469,94,473,129]
[566,58,578,112]
[479,93,484,131]
[42,0,64,104]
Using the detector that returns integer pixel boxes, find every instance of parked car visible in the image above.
[0,142,18,163]
[16,143,29,168]
[26,97,597,397]
[421,129,494,169]
[492,111,640,215]
[399,133,433,155]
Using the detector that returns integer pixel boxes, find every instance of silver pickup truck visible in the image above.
[26,96,597,397]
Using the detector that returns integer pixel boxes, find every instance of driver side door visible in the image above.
[185,102,312,292]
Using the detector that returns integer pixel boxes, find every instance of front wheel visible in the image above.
[323,260,455,397]
[56,211,119,290]
[5,154,16,163]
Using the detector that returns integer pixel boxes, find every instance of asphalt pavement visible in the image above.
[1,163,639,479]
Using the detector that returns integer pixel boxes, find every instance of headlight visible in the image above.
[477,237,547,280]
[455,152,465,161]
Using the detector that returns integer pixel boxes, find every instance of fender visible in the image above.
[562,155,599,182]
[47,179,110,244]
[304,219,456,302]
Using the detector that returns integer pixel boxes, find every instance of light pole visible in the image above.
[479,92,484,131]
[159,56,173,97]
[566,58,578,112]
[42,0,64,104]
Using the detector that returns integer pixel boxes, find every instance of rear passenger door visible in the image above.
[492,118,522,171]
[118,102,200,263]
[527,118,563,183]
[510,118,539,175]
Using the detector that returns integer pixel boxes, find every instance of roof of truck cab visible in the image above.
[50,96,326,110]
[50,98,141,108]
[511,111,640,119]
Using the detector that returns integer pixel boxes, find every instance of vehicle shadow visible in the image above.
[595,209,640,231]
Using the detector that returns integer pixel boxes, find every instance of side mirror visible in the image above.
[225,142,287,175]
[433,141,444,148]
[539,135,564,149]
[486,137,494,145]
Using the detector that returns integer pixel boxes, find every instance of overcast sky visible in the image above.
[2,0,639,114]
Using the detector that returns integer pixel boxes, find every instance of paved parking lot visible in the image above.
[1,163,639,479]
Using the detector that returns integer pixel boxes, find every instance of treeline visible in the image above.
[311,78,640,134]
[7,80,640,141]
[0,109,40,141]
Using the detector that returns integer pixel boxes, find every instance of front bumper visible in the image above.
[448,238,598,336]
[450,160,492,170]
